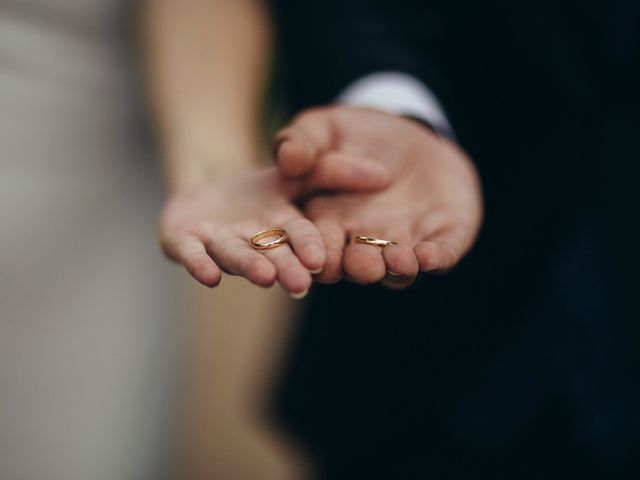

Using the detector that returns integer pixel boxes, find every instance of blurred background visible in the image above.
[0,1,305,479]
[0,1,179,478]
[1,1,638,479]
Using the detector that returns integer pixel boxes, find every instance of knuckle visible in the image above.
[245,256,267,273]
[296,106,327,123]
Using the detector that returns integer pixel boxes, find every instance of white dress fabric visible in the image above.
[0,1,181,479]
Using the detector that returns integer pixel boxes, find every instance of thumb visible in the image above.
[306,151,390,194]
[272,108,335,178]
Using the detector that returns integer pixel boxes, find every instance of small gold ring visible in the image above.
[354,236,398,248]
[250,228,288,250]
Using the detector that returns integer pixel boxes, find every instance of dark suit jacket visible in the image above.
[271,1,640,478]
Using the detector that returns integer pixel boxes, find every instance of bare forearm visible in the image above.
[140,0,271,192]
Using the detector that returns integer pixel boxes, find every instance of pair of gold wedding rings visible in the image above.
[249,228,397,251]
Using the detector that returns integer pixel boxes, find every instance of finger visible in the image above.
[273,108,334,178]
[380,244,419,289]
[382,244,419,277]
[414,227,469,273]
[198,225,277,288]
[273,137,315,178]
[163,234,222,288]
[308,151,390,193]
[262,244,312,297]
[313,219,346,284]
[283,218,326,273]
[343,241,386,285]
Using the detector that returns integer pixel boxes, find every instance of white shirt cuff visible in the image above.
[337,71,454,138]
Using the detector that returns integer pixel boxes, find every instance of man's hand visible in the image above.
[273,107,483,288]
[159,163,389,295]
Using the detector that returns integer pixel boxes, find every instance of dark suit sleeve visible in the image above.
[270,0,452,112]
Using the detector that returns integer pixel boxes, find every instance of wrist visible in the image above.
[164,142,259,193]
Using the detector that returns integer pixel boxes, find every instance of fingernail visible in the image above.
[386,271,403,278]
[309,267,322,274]
[276,140,289,158]
[290,288,309,300]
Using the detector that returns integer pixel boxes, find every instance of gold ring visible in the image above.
[354,236,398,248]
[250,228,288,250]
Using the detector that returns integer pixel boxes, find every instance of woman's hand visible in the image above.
[159,163,389,296]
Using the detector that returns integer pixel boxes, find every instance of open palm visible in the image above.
[159,162,389,295]
[274,107,483,287]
